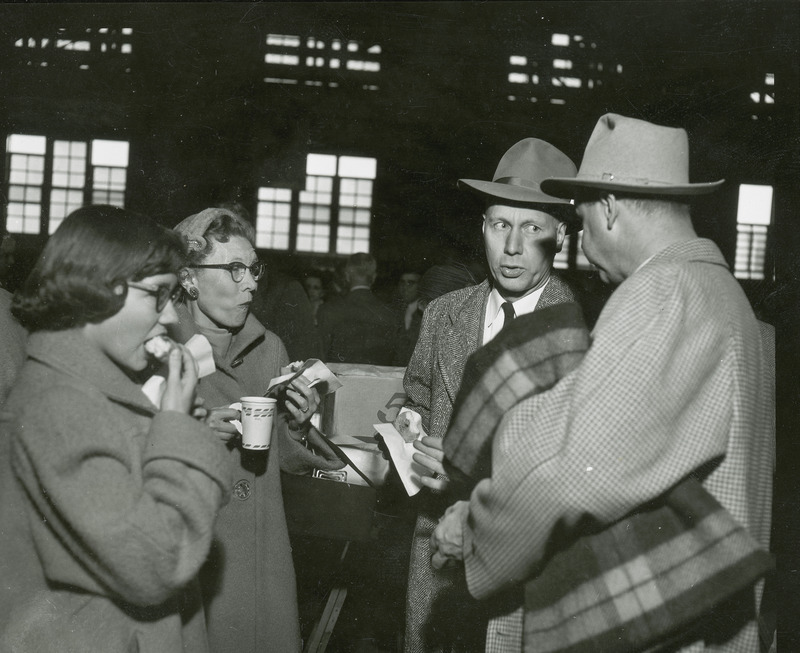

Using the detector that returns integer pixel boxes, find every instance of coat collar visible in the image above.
[25,329,157,414]
[172,302,266,372]
[641,238,729,273]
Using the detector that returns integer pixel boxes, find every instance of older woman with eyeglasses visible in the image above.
[169,207,342,653]
[0,205,231,652]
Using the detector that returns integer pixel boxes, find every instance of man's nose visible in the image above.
[504,227,524,255]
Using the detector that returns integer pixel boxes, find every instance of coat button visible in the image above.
[233,479,251,500]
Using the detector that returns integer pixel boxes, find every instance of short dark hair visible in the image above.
[185,209,256,266]
[12,205,186,332]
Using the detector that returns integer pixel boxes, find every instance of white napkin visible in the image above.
[373,422,424,496]
[142,334,216,408]
[266,358,342,396]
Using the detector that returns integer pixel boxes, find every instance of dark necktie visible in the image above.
[501,301,516,327]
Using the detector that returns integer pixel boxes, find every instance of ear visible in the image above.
[601,193,618,230]
[554,220,567,253]
[179,267,195,290]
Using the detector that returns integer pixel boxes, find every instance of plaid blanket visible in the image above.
[443,302,589,482]
[441,302,773,652]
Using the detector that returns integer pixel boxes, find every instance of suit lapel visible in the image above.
[438,281,489,406]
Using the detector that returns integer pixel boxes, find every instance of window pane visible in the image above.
[737,184,773,226]
[338,156,376,179]
[92,139,129,167]
[7,134,46,155]
[306,153,337,176]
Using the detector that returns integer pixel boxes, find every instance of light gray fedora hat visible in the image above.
[458,138,577,205]
[541,114,724,198]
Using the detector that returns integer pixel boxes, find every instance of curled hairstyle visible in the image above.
[12,205,187,332]
[182,209,256,267]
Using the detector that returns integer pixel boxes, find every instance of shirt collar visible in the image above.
[485,280,549,329]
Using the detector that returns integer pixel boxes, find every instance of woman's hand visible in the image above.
[202,407,241,443]
[283,375,320,427]
[412,436,449,492]
[160,345,199,414]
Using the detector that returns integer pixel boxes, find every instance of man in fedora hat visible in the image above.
[397,138,580,653]
[431,114,774,652]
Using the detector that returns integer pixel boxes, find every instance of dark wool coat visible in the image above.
[402,275,577,653]
[317,287,398,365]
[0,329,231,653]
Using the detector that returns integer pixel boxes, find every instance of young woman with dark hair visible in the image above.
[0,205,231,653]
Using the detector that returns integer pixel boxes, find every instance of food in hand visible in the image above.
[144,335,175,362]
[395,411,421,443]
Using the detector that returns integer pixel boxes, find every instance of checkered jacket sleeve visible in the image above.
[462,245,774,602]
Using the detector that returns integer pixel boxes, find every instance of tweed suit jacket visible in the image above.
[463,239,774,652]
[403,274,576,442]
[402,274,576,653]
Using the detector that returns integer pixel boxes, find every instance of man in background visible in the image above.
[317,252,397,365]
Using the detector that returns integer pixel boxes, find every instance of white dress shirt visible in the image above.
[482,279,549,345]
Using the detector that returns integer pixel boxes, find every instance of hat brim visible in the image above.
[541,177,725,199]
[458,178,573,205]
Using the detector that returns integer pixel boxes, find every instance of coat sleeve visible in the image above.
[12,389,231,607]
[401,302,439,430]
[462,266,734,600]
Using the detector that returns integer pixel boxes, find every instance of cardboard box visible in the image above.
[321,363,407,438]
[319,363,407,487]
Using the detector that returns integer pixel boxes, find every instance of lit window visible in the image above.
[347,41,358,52]
[553,59,572,69]
[553,76,582,88]
[49,140,86,234]
[4,135,128,234]
[765,73,774,86]
[266,53,299,66]
[298,176,332,253]
[254,154,375,254]
[734,184,773,280]
[508,72,529,84]
[91,139,128,206]
[336,157,375,254]
[551,34,570,46]
[5,135,46,234]
[267,34,300,47]
[256,187,292,249]
[509,55,527,66]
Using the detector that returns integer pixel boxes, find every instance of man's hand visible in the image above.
[412,436,449,492]
[430,500,469,570]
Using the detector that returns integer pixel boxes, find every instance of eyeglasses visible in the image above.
[190,261,265,283]
[128,281,183,312]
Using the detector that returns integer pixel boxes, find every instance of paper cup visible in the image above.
[239,397,276,451]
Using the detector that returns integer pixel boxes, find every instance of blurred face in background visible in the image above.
[398,272,420,304]
[303,275,324,303]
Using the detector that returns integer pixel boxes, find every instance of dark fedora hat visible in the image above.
[541,113,725,198]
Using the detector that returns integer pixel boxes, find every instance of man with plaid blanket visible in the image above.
[431,114,775,652]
